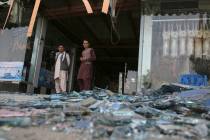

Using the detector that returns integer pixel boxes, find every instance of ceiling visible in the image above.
[42,0,141,69]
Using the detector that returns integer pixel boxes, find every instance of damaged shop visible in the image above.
[0,0,140,94]
[0,0,210,140]
[0,0,210,94]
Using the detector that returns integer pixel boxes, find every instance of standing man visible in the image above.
[54,45,70,93]
[77,40,96,91]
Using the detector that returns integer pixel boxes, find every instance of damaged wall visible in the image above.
[0,27,28,61]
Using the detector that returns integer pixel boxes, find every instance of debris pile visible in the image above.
[0,85,210,140]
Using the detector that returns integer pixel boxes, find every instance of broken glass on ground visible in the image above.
[0,85,210,139]
[0,117,31,127]
[95,114,132,127]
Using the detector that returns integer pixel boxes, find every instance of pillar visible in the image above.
[27,16,47,93]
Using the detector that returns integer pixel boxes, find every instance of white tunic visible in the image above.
[54,52,70,79]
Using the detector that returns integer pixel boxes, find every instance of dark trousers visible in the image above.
[78,79,92,91]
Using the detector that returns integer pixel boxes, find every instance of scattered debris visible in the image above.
[0,85,210,139]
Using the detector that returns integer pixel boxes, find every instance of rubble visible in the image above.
[0,84,210,139]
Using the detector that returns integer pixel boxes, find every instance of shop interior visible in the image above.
[38,0,141,93]
[1,0,207,93]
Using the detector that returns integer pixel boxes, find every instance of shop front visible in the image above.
[0,0,140,94]
[138,0,210,90]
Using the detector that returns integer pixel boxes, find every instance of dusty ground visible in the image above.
[0,93,209,140]
[0,94,95,140]
[4,126,94,140]
[0,93,48,102]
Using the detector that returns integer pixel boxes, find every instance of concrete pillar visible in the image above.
[137,15,153,93]
[137,15,145,93]
[27,16,47,93]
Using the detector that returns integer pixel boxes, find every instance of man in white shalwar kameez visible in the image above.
[54,45,70,93]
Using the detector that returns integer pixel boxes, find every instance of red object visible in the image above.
[78,79,92,91]
[77,48,96,90]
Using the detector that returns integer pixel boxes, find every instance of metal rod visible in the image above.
[153,18,210,22]
[122,73,124,94]
[3,0,15,29]
[137,15,145,93]
[102,0,110,14]
[82,0,93,14]
[27,0,41,37]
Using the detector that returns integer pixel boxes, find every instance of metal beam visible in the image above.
[137,16,153,93]
[44,1,139,19]
[27,0,41,37]
[137,15,144,93]
[45,2,137,14]
[27,16,47,92]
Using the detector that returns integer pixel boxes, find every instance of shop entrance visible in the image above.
[35,0,140,94]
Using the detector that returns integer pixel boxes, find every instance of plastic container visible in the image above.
[179,74,208,86]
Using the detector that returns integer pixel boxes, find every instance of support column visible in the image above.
[137,15,145,93]
[68,48,77,92]
[137,15,153,93]
[27,16,47,93]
